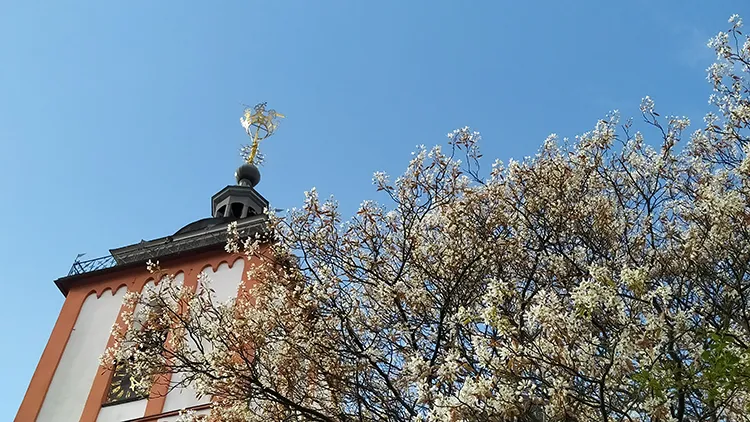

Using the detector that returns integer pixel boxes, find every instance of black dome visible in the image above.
[235,163,261,187]
[174,216,235,235]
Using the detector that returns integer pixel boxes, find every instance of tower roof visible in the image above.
[58,102,285,295]
[56,163,271,296]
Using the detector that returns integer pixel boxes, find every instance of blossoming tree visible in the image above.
[105,16,750,422]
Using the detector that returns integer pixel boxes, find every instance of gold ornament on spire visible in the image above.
[240,102,285,166]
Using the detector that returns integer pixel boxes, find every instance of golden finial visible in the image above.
[240,102,285,166]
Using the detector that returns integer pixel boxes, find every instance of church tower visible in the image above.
[16,104,283,422]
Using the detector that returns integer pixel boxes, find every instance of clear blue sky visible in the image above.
[0,1,745,418]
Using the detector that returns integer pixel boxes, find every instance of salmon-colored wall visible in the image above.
[15,247,263,422]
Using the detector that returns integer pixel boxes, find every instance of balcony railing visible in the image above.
[68,255,118,276]
[64,216,268,279]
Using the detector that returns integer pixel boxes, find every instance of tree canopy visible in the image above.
[105,15,750,422]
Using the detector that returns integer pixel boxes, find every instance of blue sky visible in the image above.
[0,0,745,417]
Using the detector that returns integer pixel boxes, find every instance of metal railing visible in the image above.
[68,255,118,276]
[65,216,268,278]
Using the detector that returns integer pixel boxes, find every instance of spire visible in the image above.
[210,102,284,220]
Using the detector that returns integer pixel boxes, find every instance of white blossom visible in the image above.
[104,15,750,422]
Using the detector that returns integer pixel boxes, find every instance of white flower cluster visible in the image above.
[103,14,750,422]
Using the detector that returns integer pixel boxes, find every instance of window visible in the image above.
[231,202,245,218]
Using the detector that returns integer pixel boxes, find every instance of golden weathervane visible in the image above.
[241,102,284,166]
